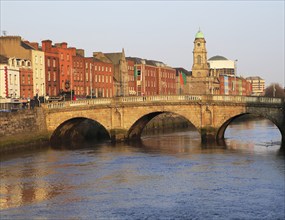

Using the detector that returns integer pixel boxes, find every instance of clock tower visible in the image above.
[189,30,220,95]
[192,30,209,78]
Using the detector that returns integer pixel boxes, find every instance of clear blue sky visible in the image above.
[1,0,284,87]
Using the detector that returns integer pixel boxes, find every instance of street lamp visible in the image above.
[70,68,73,101]
[90,63,93,99]
[234,59,238,95]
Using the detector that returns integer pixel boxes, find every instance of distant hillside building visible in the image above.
[246,76,265,96]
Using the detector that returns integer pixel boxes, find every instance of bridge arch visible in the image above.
[127,111,199,140]
[217,112,284,143]
[50,117,110,147]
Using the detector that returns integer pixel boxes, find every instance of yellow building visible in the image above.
[246,76,265,96]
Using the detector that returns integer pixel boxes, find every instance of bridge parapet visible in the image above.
[207,95,283,104]
[42,95,284,110]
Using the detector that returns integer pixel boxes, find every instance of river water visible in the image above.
[0,118,284,219]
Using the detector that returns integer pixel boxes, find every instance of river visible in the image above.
[0,118,284,219]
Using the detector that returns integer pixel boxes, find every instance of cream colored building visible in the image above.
[246,76,265,96]
[31,50,45,96]
[0,36,46,97]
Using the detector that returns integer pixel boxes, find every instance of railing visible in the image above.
[42,95,284,109]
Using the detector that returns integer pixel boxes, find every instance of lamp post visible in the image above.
[234,59,238,95]
[70,68,73,101]
[90,63,93,99]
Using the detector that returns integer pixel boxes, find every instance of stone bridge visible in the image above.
[41,95,285,145]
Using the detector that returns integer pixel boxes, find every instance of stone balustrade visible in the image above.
[42,95,284,109]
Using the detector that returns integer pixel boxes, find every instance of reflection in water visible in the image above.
[0,118,284,219]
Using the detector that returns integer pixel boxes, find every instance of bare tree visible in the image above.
[264,83,285,98]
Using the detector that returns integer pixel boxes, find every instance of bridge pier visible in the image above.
[200,126,219,144]
[109,129,129,143]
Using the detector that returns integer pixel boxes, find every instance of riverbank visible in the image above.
[0,132,50,154]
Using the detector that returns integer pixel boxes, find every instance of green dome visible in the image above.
[195,30,204,39]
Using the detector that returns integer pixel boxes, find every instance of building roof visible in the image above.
[195,30,204,39]
[246,76,264,81]
[93,52,112,63]
[174,67,192,76]
[20,41,35,50]
[104,52,122,64]
[208,55,228,61]
[126,57,166,67]
[0,55,9,64]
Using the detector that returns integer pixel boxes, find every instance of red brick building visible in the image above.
[41,40,76,95]
[127,57,176,96]
[41,41,60,97]
[19,63,33,98]
[144,62,158,96]
[93,58,114,98]
[127,59,136,96]
[72,50,86,97]
[159,65,176,95]
[219,75,252,96]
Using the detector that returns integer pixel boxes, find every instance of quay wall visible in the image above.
[0,108,49,152]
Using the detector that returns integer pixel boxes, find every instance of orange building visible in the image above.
[19,65,33,98]
[219,75,252,96]
[127,57,176,96]
[127,59,136,96]
[41,43,60,97]
[93,58,114,98]
[42,40,76,95]
[72,50,86,97]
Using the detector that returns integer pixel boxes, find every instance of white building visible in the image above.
[208,55,235,76]
[0,56,20,98]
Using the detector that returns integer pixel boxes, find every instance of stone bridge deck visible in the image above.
[41,95,285,145]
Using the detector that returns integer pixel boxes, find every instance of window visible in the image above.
[53,71,56,81]
[53,59,56,67]
[48,58,50,67]
[48,71,51,81]
[197,55,201,65]
[35,56,38,64]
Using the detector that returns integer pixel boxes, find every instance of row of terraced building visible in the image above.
[0,31,256,101]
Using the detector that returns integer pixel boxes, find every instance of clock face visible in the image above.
[197,43,201,47]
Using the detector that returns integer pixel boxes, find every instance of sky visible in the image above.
[1,0,284,88]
